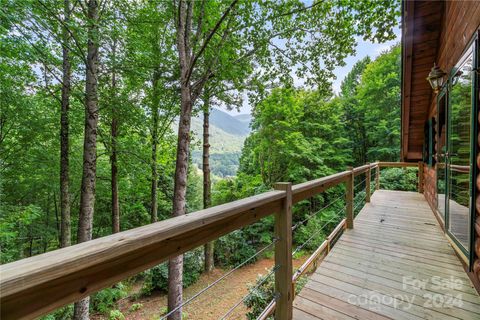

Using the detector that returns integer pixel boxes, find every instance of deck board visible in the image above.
[293,190,480,320]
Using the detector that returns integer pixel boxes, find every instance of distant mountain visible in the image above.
[207,108,251,136]
[189,108,252,177]
[234,113,253,124]
[190,117,246,154]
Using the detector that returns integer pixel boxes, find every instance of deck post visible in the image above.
[375,160,380,190]
[346,167,354,229]
[366,163,371,203]
[273,182,293,320]
[418,161,424,193]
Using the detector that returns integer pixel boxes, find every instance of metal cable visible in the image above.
[159,239,278,320]
[292,205,345,256]
[292,193,345,231]
[354,177,367,190]
[219,266,279,320]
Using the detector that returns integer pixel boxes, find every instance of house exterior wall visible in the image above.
[422,0,480,286]
[423,165,437,212]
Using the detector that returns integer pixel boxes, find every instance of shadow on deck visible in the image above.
[293,190,480,320]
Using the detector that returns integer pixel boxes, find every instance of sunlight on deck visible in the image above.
[293,190,480,320]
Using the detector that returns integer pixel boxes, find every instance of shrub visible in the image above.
[142,248,204,295]
[244,270,275,320]
[129,303,143,312]
[91,283,128,313]
[214,230,260,267]
[109,310,125,320]
[40,304,73,320]
[293,206,340,252]
[244,270,308,319]
[380,167,417,191]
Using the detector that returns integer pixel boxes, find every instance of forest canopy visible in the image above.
[0,0,402,319]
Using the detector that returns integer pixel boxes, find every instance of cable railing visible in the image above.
[0,161,424,320]
[159,237,278,320]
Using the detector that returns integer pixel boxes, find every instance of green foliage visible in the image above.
[40,305,74,320]
[380,168,417,191]
[108,310,125,320]
[240,88,349,186]
[244,271,275,320]
[340,45,401,165]
[141,248,204,295]
[215,230,261,267]
[0,204,46,263]
[91,283,128,314]
[192,151,242,178]
[129,303,143,312]
[244,271,308,320]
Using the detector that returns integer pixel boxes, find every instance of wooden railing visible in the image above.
[0,162,423,320]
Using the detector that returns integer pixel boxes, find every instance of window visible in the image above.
[423,117,436,166]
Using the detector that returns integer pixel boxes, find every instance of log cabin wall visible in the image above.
[423,165,437,214]
[422,0,480,286]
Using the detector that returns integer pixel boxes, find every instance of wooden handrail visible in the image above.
[1,191,286,319]
[377,161,417,168]
[0,162,419,320]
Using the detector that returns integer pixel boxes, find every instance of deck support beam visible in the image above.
[274,182,293,320]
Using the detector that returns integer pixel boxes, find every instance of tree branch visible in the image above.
[186,0,238,84]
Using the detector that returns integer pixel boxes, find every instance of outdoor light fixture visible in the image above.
[426,63,447,93]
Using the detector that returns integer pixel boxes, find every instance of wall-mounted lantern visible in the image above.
[426,63,446,93]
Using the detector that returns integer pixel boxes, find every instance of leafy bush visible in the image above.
[244,270,308,320]
[109,309,125,320]
[293,205,341,252]
[129,303,143,312]
[40,304,74,320]
[379,167,417,191]
[215,230,259,267]
[142,248,204,295]
[244,270,275,320]
[0,204,44,263]
[91,283,128,313]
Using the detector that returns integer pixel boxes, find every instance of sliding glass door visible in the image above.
[445,44,475,254]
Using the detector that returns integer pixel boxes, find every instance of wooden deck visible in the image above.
[293,190,480,320]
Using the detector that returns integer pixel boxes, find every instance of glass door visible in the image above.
[446,44,475,255]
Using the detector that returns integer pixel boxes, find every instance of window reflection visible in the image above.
[447,47,473,250]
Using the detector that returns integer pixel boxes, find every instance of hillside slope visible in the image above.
[190,109,251,177]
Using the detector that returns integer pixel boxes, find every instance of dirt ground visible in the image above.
[92,256,306,320]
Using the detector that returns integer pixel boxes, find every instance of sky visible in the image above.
[228,26,401,116]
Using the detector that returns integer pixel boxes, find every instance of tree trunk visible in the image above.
[60,0,71,248]
[111,106,119,233]
[202,96,214,272]
[150,72,160,223]
[74,0,99,319]
[168,2,192,318]
[111,37,120,234]
[168,85,192,320]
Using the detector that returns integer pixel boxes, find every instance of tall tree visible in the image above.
[74,0,99,318]
[202,92,214,272]
[340,56,371,166]
[60,0,72,247]
[150,70,160,223]
[110,35,120,234]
